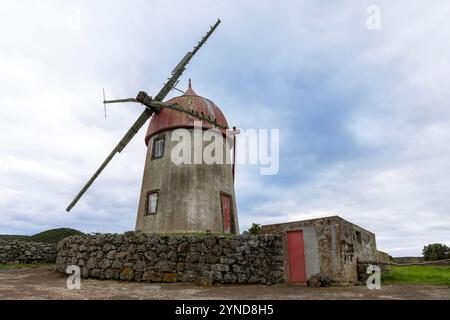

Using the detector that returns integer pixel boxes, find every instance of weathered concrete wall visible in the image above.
[261,216,379,283]
[338,218,378,281]
[0,240,56,264]
[302,227,321,279]
[376,251,390,263]
[136,129,239,235]
[56,233,284,285]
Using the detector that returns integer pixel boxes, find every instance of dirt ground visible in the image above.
[0,267,448,300]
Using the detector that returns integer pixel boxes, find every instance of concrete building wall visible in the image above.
[301,227,321,279]
[261,216,379,283]
[333,219,378,281]
[377,251,390,263]
[135,129,238,235]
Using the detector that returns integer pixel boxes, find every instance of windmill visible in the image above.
[67,20,239,235]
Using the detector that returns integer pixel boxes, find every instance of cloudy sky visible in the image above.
[1,1,449,256]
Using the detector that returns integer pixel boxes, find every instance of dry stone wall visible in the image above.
[0,240,56,264]
[56,233,285,285]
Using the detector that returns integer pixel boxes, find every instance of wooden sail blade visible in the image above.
[66,109,153,212]
[154,19,221,102]
[66,19,221,212]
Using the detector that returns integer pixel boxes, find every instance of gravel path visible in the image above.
[0,267,448,300]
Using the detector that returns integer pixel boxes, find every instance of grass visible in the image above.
[382,265,450,286]
[0,263,54,270]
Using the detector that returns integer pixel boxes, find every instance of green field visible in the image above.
[382,265,450,286]
[0,263,53,270]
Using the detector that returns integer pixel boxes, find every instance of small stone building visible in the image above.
[262,216,388,283]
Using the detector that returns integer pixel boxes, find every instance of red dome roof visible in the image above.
[145,80,229,145]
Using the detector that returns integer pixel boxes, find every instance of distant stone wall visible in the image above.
[0,240,56,264]
[393,257,424,264]
[55,233,285,285]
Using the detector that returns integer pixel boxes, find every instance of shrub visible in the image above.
[248,223,262,235]
[422,243,449,261]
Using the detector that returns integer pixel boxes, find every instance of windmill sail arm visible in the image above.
[104,98,138,105]
[116,109,153,152]
[66,149,116,212]
[154,19,221,102]
[66,19,221,212]
[66,109,153,212]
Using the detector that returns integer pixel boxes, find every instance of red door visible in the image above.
[220,194,232,233]
[287,230,306,282]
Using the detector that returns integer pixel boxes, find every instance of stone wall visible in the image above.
[393,257,424,264]
[0,240,57,264]
[55,233,285,285]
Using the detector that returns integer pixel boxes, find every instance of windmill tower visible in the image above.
[66,20,239,235]
[136,79,238,234]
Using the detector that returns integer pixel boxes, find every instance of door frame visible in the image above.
[220,192,235,234]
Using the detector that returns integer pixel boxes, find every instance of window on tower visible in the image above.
[152,135,165,160]
[146,190,159,215]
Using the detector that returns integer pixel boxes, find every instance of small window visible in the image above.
[146,191,159,215]
[152,136,165,160]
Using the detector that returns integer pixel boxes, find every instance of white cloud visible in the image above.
[234,0,450,256]
[0,1,449,256]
